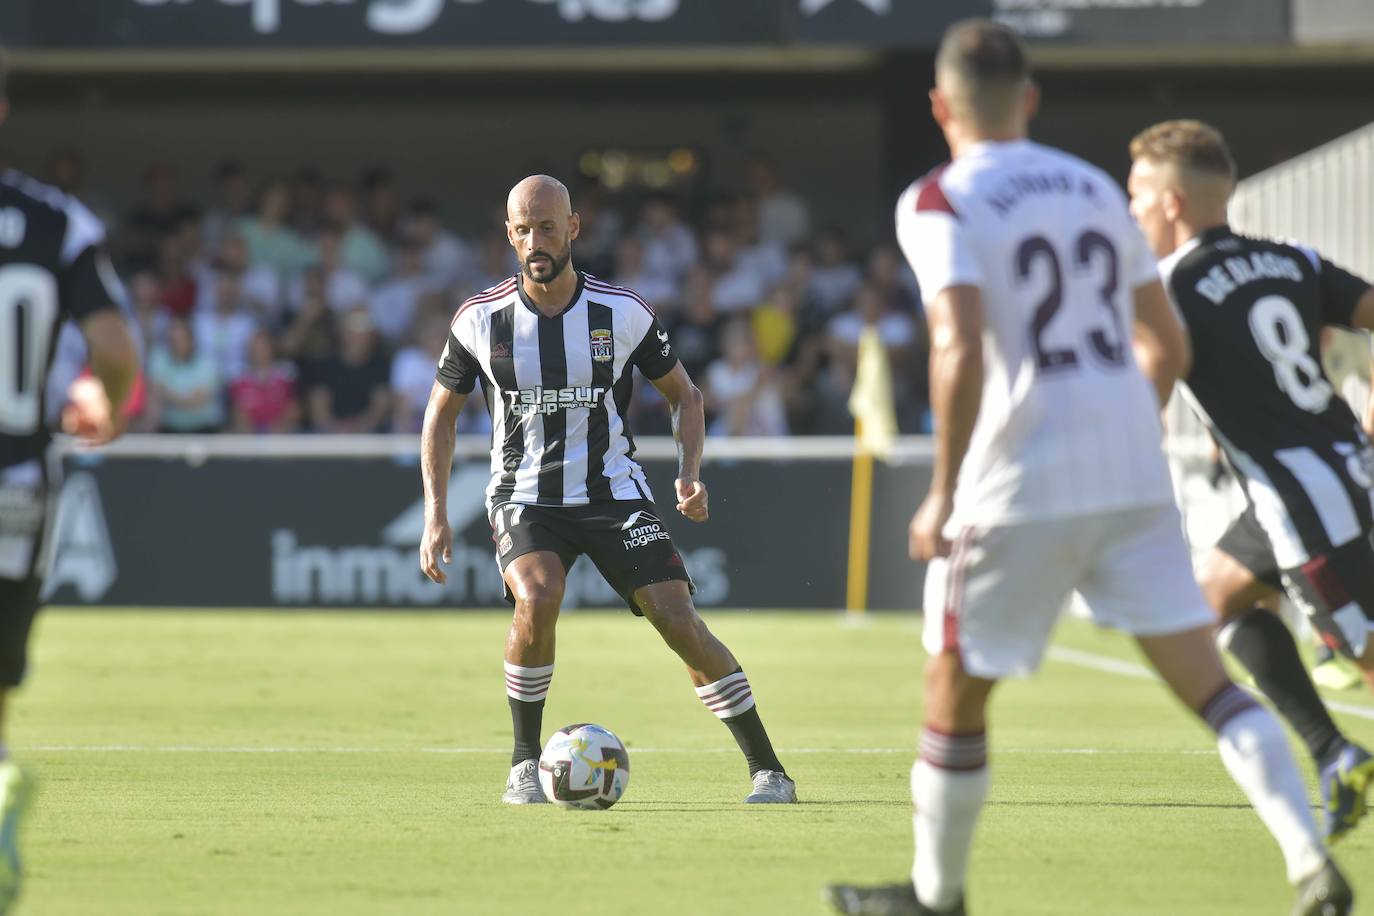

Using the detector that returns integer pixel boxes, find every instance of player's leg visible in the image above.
[580,500,792,802]
[1137,627,1350,910]
[502,551,566,760]
[0,457,47,910]
[1084,505,1344,907]
[830,522,1073,916]
[633,580,792,802]
[1277,534,1374,839]
[492,501,581,804]
[1199,539,1350,774]
[0,577,38,914]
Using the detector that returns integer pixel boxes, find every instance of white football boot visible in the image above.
[501,760,548,805]
[744,769,797,804]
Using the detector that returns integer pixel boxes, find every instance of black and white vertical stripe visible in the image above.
[449,274,666,510]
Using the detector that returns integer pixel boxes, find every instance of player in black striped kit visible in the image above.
[1130,120,1374,844]
[418,175,794,805]
[0,57,140,913]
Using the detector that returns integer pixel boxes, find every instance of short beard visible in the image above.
[522,246,571,284]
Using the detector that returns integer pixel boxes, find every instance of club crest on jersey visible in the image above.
[590,328,613,363]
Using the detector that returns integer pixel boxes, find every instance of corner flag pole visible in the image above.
[845,326,897,617]
[845,419,874,616]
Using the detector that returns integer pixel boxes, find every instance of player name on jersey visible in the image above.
[1163,225,1374,566]
[1193,249,1304,304]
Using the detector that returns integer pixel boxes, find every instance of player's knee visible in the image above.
[642,600,701,643]
[511,579,564,626]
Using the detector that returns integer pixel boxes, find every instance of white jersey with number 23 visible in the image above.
[897,139,1175,530]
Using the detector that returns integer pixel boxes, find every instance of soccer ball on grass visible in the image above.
[538,723,630,810]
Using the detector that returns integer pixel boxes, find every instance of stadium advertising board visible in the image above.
[0,0,1289,50]
[989,0,1289,45]
[44,455,930,611]
[1,0,780,48]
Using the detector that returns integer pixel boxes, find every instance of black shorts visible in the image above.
[0,454,57,687]
[490,500,693,616]
[1217,504,1374,654]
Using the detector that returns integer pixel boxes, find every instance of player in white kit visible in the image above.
[826,19,1349,916]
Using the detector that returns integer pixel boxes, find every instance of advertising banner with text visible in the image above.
[0,0,1287,51]
[44,454,931,612]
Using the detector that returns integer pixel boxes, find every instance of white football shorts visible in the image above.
[922,503,1215,679]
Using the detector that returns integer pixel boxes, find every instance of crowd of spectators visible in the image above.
[48,151,932,437]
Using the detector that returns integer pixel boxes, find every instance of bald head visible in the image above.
[507,174,571,221]
[505,174,579,286]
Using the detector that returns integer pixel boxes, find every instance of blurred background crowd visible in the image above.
[46,150,931,439]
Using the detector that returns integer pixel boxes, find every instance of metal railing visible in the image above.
[70,433,936,463]
[1230,121,1374,277]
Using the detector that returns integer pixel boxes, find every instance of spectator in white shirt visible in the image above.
[370,239,439,344]
[638,194,698,283]
[612,235,680,312]
[734,194,789,289]
[704,318,788,437]
[287,226,369,314]
[390,313,491,435]
[745,152,811,247]
[703,230,768,315]
[194,268,261,382]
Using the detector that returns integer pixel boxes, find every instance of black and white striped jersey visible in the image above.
[0,170,123,470]
[436,271,679,510]
[1162,225,1374,566]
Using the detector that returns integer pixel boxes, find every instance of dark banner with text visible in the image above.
[45,455,931,611]
[0,0,1287,50]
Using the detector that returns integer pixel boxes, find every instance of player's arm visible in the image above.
[649,362,708,523]
[65,236,139,445]
[911,284,984,561]
[1131,278,1191,408]
[420,328,482,583]
[630,312,707,523]
[894,182,983,561]
[419,381,468,584]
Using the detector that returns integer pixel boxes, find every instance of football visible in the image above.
[537,723,630,810]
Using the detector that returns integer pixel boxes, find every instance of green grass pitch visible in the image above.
[11,609,1374,915]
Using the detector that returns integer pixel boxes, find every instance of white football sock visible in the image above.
[1214,704,1327,883]
[911,730,990,910]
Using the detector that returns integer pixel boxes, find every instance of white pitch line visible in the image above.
[11,744,1217,757]
[1047,646,1374,723]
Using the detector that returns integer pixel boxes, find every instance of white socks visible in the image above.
[695,670,756,720]
[912,730,989,910]
[504,661,554,702]
[1208,695,1327,884]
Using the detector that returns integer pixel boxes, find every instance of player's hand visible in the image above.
[420,519,453,584]
[60,376,127,446]
[909,491,954,562]
[675,477,709,523]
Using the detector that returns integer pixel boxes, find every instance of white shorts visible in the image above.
[923,503,1214,679]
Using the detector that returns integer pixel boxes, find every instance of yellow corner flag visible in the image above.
[845,327,898,615]
[847,326,898,459]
